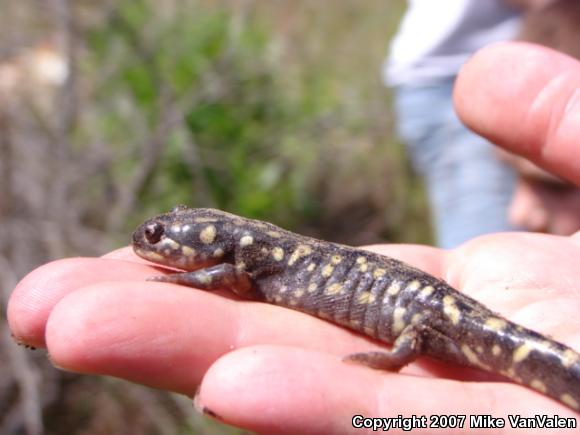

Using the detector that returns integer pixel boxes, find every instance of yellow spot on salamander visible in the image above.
[199,225,217,244]
[562,349,579,368]
[279,285,288,293]
[331,255,342,265]
[373,268,386,279]
[530,379,547,394]
[266,230,282,238]
[358,291,376,304]
[500,368,516,378]
[461,344,480,366]
[321,264,334,278]
[443,295,461,325]
[197,272,212,285]
[240,235,254,247]
[307,262,316,272]
[485,317,508,332]
[561,394,580,410]
[350,319,361,328]
[163,238,181,249]
[326,283,343,295]
[411,313,422,324]
[392,307,406,335]
[274,295,283,303]
[236,262,246,271]
[182,246,196,257]
[294,289,305,298]
[288,244,312,266]
[356,256,367,264]
[387,280,402,296]
[289,299,298,306]
[194,217,218,223]
[461,344,490,370]
[141,250,164,261]
[419,285,434,298]
[407,280,421,291]
[364,326,375,336]
[213,248,224,258]
[359,263,368,273]
[170,225,182,233]
[513,343,533,363]
[308,283,318,293]
[492,344,502,356]
[272,247,284,261]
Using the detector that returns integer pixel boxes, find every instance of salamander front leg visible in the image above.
[148,264,254,296]
[343,324,426,371]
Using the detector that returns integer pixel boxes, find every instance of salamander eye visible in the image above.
[144,222,164,244]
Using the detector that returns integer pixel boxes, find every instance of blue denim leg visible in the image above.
[393,81,518,248]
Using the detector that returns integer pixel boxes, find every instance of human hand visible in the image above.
[454,42,580,186]
[496,150,580,235]
[9,236,580,432]
[509,176,580,234]
[8,42,580,433]
[455,41,580,239]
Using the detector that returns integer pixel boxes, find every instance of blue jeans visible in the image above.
[394,80,518,248]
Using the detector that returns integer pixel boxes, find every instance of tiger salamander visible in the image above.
[132,206,580,412]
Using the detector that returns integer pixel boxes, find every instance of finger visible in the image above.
[196,346,575,434]
[8,244,445,349]
[454,42,580,185]
[46,281,476,395]
[7,258,157,347]
[508,179,549,232]
[101,246,142,261]
[537,187,580,235]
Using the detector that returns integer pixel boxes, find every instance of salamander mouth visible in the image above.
[131,219,219,272]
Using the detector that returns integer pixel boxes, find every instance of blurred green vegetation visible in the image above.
[1,1,434,434]
[81,0,430,245]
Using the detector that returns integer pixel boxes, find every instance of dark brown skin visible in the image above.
[133,206,580,412]
[517,0,580,60]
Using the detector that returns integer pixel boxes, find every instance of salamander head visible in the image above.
[132,206,237,271]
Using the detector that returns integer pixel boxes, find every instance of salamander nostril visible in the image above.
[144,222,164,244]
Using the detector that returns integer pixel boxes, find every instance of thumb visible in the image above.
[454,42,580,185]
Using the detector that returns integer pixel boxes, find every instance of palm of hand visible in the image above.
[8,232,580,433]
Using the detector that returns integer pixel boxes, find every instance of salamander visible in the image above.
[132,205,580,412]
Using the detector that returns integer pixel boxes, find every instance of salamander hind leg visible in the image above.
[343,324,426,371]
[148,264,254,296]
